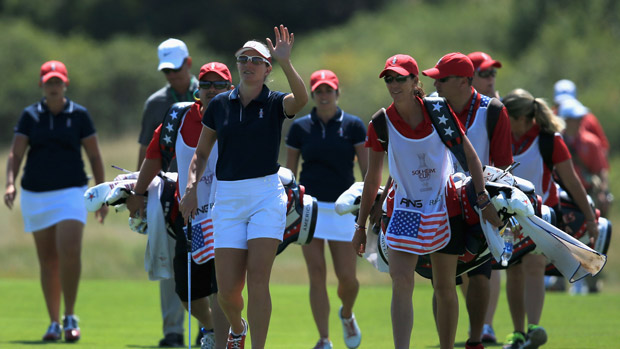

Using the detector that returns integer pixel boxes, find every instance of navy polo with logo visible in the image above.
[286,108,366,202]
[203,85,291,181]
[15,98,96,192]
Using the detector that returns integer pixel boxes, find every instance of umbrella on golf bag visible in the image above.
[543,189,612,276]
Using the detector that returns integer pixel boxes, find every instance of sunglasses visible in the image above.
[477,69,497,78]
[384,75,409,84]
[162,66,183,74]
[437,76,461,83]
[199,81,230,90]
[236,55,270,65]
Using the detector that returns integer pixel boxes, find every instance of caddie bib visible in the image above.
[512,136,548,203]
[385,114,453,255]
[176,113,218,263]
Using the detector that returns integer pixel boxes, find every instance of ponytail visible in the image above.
[504,88,564,133]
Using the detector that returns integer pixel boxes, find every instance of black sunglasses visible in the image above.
[437,76,460,83]
[477,69,497,78]
[162,67,183,74]
[199,81,230,90]
[384,75,409,84]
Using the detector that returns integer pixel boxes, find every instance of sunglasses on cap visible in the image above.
[199,81,231,90]
[383,75,410,84]
[236,55,270,65]
[477,69,497,78]
[162,66,183,74]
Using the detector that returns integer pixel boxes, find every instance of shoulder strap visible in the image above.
[423,96,469,172]
[486,97,503,143]
[159,102,193,171]
[538,131,555,172]
[370,108,389,152]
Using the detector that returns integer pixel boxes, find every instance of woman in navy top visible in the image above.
[4,60,107,342]
[285,69,367,349]
[179,25,308,348]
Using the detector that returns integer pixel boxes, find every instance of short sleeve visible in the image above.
[285,121,302,149]
[79,109,96,139]
[552,134,572,165]
[145,124,164,159]
[15,109,34,136]
[202,100,217,130]
[351,117,367,145]
[489,107,514,167]
[365,121,385,152]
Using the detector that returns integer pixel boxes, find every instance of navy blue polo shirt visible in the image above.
[15,98,96,192]
[286,107,366,202]
[203,85,290,181]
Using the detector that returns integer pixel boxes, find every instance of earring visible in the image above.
[193,89,200,101]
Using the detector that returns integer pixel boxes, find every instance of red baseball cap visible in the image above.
[40,60,69,85]
[422,52,474,79]
[199,62,232,82]
[467,51,502,71]
[379,54,419,78]
[310,69,339,91]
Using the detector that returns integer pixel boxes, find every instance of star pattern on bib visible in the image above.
[432,102,442,112]
[170,110,178,120]
[163,134,172,144]
[443,127,454,137]
[438,115,448,125]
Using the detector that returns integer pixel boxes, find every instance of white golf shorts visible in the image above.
[213,173,287,249]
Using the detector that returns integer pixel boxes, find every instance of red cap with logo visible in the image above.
[40,60,69,86]
[422,52,474,79]
[199,62,232,82]
[379,54,419,78]
[467,51,502,71]
[310,69,339,91]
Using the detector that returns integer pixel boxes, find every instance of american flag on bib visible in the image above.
[386,209,450,254]
[186,219,215,264]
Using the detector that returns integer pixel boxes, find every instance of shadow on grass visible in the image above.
[7,340,56,345]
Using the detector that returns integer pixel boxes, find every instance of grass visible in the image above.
[1,279,619,348]
[1,134,620,348]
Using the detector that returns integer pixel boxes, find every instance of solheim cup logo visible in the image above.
[412,153,435,192]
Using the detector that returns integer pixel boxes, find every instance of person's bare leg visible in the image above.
[55,220,84,316]
[431,253,459,349]
[388,248,418,349]
[209,293,230,349]
[484,270,501,327]
[33,226,61,324]
[302,238,330,339]
[215,248,247,335]
[506,263,525,333]
[329,240,359,318]
[466,274,489,343]
[246,238,279,349]
[522,254,547,325]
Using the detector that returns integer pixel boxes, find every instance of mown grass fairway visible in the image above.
[1,278,618,348]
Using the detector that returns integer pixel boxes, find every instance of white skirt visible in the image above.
[20,186,88,233]
[313,201,355,242]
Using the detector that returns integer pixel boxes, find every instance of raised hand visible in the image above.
[266,24,294,64]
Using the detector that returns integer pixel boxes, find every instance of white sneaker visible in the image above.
[200,330,216,349]
[313,338,333,349]
[339,306,361,349]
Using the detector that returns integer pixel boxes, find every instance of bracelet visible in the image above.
[478,199,491,210]
[477,190,488,198]
[133,192,147,197]
[355,223,366,230]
